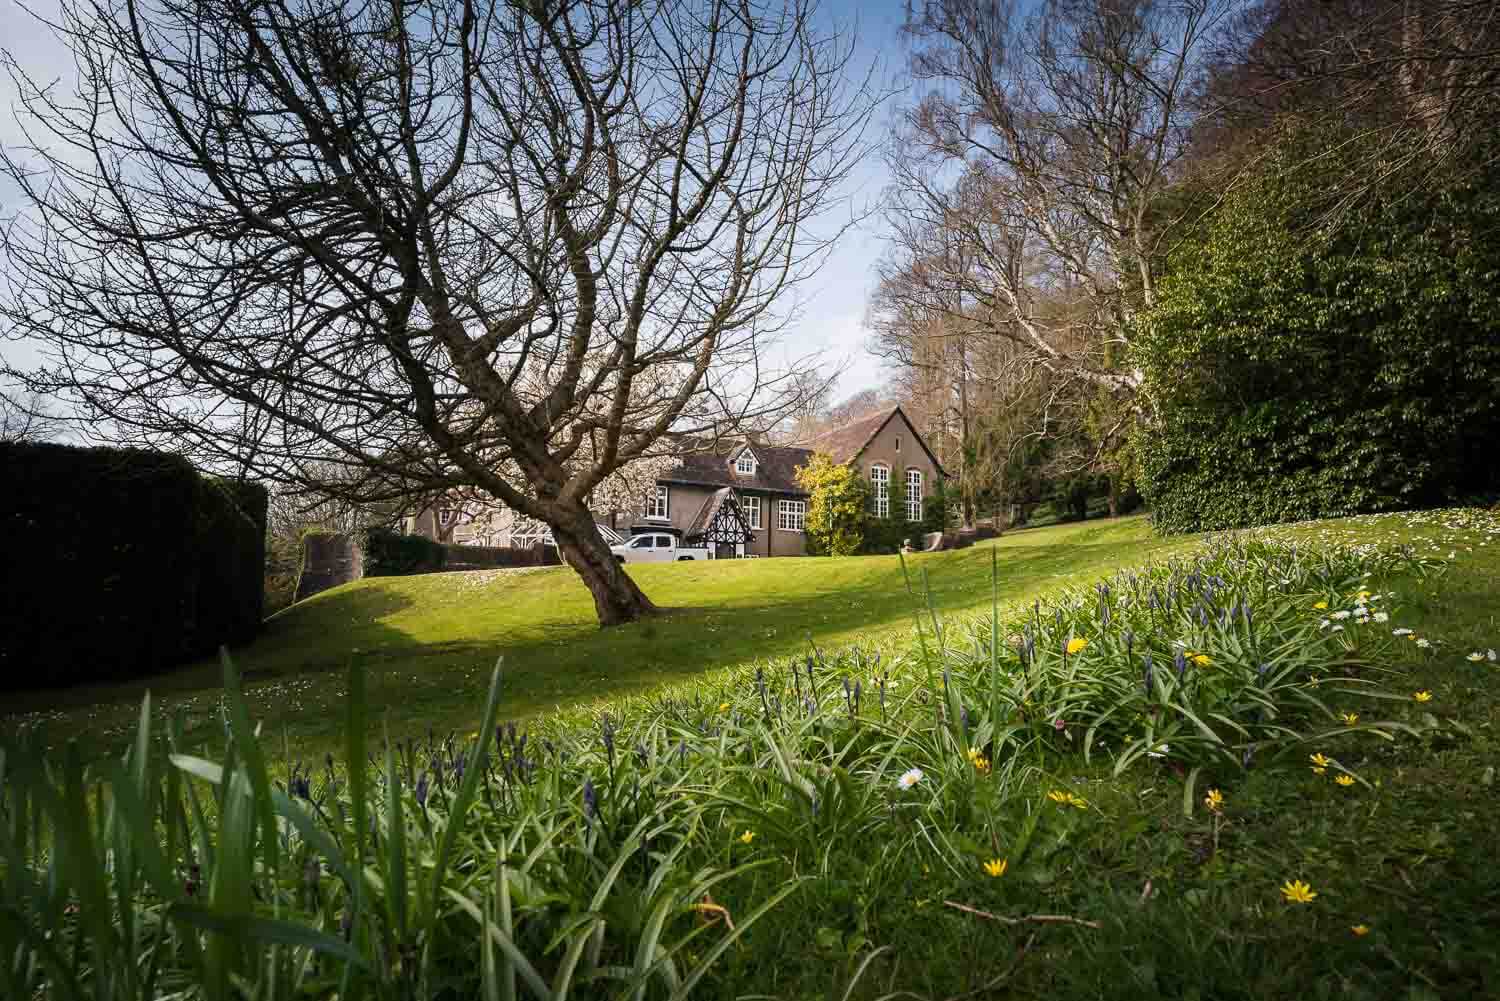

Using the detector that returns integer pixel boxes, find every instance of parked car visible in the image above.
[610,532,711,564]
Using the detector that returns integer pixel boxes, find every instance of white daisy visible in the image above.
[1416,638,1431,649]
[1374,612,1389,623]
[1332,610,1351,621]
[898,768,924,790]
[1393,628,1413,636]
[1467,652,1485,662]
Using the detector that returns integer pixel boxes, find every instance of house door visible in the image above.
[715,541,737,559]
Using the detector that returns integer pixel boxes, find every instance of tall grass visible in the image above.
[1,533,1450,998]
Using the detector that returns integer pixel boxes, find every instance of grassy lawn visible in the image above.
[3,515,1192,756]
[3,508,1498,1000]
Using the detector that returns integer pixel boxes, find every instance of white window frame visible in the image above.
[645,485,669,521]
[734,449,757,475]
[741,494,762,530]
[870,464,890,519]
[778,499,806,533]
[437,508,456,527]
[905,469,923,522]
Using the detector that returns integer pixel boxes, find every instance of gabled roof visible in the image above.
[683,486,754,543]
[802,406,948,476]
[656,405,946,495]
[659,442,814,496]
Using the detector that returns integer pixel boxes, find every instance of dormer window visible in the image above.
[734,449,757,475]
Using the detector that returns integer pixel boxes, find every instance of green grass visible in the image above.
[4,509,1499,1000]
[3,515,1190,757]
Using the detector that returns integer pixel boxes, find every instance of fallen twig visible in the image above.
[942,900,1102,929]
[691,892,736,931]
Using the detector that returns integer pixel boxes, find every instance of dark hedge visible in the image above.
[359,526,447,577]
[0,442,267,690]
[1136,134,1500,532]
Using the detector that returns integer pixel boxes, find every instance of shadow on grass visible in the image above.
[1,584,418,724]
[3,517,1180,758]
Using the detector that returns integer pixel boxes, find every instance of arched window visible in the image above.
[870,464,890,519]
[905,469,923,521]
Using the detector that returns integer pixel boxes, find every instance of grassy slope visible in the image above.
[5,510,1498,999]
[993,510,1500,1001]
[4,516,1192,756]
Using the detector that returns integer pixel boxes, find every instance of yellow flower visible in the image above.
[1356,591,1371,600]
[1190,653,1212,667]
[1313,601,1328,610]
[738,830,755,844]
[1309,752,1331,768]
[967,747,992,775]
[983,858,1008,878]
[1413,691,1432,703]
[1335,775,1355,787]
[1340,712,1359,726]
[1046,789,1087,808]
[1066,637,1089,655]
[1351,924,1370,937]
[718,702,731,712]
[1280,879,1318,904]
[1204,788,1224,813]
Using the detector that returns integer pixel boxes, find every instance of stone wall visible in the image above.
[293,532,363,602]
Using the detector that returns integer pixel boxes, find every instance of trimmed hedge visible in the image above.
[359,526,447,576]
[0,442,267,690]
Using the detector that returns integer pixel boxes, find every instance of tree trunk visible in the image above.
[547,501,658,626]
[1107,476,1120,518]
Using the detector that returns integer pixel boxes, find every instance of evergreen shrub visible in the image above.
[1136,134,1500,532]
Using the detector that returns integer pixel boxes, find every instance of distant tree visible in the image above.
[885,0,1231,398]
[774,368,839,443]
[824,388,898,428]
[0,0,872,626]
[795,453,869,556]
[1193,0,1500,197]
[0,389,61,444]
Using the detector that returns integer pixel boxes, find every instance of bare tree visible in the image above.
[882,0,1231,397]
[1192,0,1500,198]
[0,0,872,625]
[0,387,62,443]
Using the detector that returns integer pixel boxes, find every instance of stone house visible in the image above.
[408,405,945,557]
[643,406,946,557]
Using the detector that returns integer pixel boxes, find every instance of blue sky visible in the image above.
[0,0,913,403]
